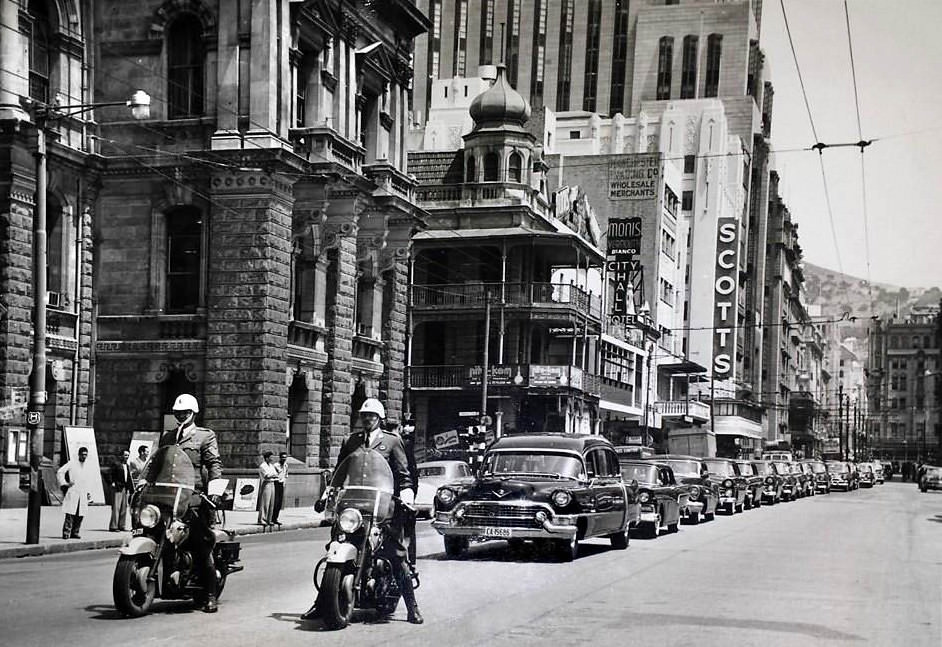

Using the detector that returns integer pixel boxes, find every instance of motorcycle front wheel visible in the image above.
[113,555,156,617]
[321,565,355,629]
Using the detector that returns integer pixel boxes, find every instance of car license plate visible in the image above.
[131,528,144,537]
[483,526,511,539]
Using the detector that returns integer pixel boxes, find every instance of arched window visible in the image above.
[167,15,204,118]
[466,155,476,182]
[508,152,522,182]
[483,152,499,181]
[166,207,202,312]
[28,0,52,102]
[705,34,723,98]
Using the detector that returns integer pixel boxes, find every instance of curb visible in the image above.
[0,520,322,561]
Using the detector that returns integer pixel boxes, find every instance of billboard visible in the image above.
[608,154,660,201]
[712,218,739,377]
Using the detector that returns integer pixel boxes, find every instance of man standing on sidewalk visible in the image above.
[109,450,133,531]
[129,444,150,487]
[272,452,288,525]
[56,447,93,539]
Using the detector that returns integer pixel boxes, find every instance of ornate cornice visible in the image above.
[96,340,206,354]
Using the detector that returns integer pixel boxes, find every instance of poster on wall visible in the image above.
[232,478,260,512]
[62,426,106,504]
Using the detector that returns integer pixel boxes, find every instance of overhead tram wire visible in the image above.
[843,0,876,319]
[780,0,844,276]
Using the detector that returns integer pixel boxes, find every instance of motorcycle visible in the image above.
[312,447,416,629]
[112,444,243,617]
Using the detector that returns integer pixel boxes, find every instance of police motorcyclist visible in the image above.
[157,393,224,613]
[305,398,423,624]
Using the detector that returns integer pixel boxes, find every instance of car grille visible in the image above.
[459,502,547,529]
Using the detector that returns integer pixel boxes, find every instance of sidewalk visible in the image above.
[0,504,325,560]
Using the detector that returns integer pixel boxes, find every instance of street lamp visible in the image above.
[24,91,150,545]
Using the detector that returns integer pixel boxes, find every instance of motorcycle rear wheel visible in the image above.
[113,555,156,617]
[321,566,355,630]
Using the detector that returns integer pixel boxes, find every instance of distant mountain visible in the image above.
[802,261,942,327]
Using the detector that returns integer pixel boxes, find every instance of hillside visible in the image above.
[802,261,942,328]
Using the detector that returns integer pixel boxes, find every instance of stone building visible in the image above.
[0,0,429,504]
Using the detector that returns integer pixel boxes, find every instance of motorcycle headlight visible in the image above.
[551,490,572,508]
[688,486,700,500]
[338,508,363,534]
[638,491,650,503]
[436,487,456,506]
[139,505,161,529]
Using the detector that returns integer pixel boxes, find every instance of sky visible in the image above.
[759,0,942,288]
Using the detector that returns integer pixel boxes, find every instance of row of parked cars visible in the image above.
[427,433,886,561]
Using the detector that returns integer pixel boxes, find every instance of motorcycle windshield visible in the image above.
[138,445,198,517]
[329,448,396,523]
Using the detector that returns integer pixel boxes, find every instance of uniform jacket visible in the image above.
[110,460,134,493]
[57,459,93,516]
[158,424,223,489]
[338,429,413,495]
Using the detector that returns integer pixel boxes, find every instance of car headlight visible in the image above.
[638,491,650,503]
[436,487,456,507]
[139,505,161,528]
[338,508,363,534]
[765,476,773,485]
[552,490,572,508]
[723,479,733,488]
[688,486,700,500]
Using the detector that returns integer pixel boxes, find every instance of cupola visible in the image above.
[469,63,531,128]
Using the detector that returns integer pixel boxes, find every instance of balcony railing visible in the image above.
[411,282,601,319]
[712,399,764,424]
[288,320,326,351]
[289,126,365,174]
[655,399,711,422]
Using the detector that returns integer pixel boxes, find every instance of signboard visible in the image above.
[608,154,660,200]
[606,217,642,256]
[63,426,105,504]
[232,478,260,511]
[129,431,160,466]
[433,429,461,449]
[711,218,739,377]
[467,365,527,387]
[5,428,28,466]
[530,365,569,387]
[823,438,841,454]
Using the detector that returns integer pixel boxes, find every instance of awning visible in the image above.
[658,359,709,375]
[599,399,642,416]
[714,429,764,440]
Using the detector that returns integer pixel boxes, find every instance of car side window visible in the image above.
[585,450,599,479]
[603,450,620,478]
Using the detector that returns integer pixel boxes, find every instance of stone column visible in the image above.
[247,0,279,146]
[319,201,359,463]
[380,238,410,424]
[0,0,28,121]
[205,170,295,468]
[212,0,240,146]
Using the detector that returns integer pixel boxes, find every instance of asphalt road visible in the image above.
[1,481,939,647]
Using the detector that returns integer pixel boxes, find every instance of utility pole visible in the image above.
[480,290,491,425]
[838,383,844,460]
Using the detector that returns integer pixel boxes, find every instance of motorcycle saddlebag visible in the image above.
[214,541,241,562]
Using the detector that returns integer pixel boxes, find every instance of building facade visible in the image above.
[0,0,429,505]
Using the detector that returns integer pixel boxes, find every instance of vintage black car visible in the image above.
[431,434,638,562]
[826,461,854,491]
[619,460,687,538]
[800,459,830,494]
[920,465,942,492]
[752,460,784,504]
[703,458,748,514]
[733,460,765,509]
[857,462,876,487]
[773,461,799,501]
[791,462,814,497]
[649,455,719,524]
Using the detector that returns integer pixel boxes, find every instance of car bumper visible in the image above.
[922,481,942,490]
[685,501,705,515]
[432,514,578,540]
[814,481,829,491]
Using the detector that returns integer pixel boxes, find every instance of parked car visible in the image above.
[793,462,814,497]
[871,460,885,484]
[415,460,473,518]
[773,461,799,501]
[703,458,748,514]
[753,460,784,504]
[432,434,637,562]
[857,463,876,488]
[733,460,765,509]
[620,460,687,538]
[826,461,854,491]
[647,455,718,524]
[920,465,942,492]
[800,459,830,494]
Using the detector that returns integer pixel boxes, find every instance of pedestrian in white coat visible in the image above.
[57,447,93,539]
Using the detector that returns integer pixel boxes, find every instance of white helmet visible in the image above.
[172,393,200,414]
[358,398,386,418]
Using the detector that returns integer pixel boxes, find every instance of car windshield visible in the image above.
[418,466,445,477]
[704,460,735,476]
[482,451,583,479]
[753,462,770,475]
[622,464,658,485]
[860,464,873,473]
[665,460,701,477]
[736,463,755,476]
[774,462,791,474]
[811,463,827,473]
[827,462,849,474]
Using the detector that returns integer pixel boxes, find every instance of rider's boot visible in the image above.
[202,594,218,613]
[399,559,423,624]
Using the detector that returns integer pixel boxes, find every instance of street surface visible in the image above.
[1,481,939,647]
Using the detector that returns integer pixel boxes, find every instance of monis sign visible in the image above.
[712,218,739,377]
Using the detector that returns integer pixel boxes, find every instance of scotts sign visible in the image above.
[712,218,739,377]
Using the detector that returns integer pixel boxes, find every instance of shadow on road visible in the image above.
[422,538,616,563]
[615,611,864,641]
[927,514,942,524]
[84,600,189,620]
